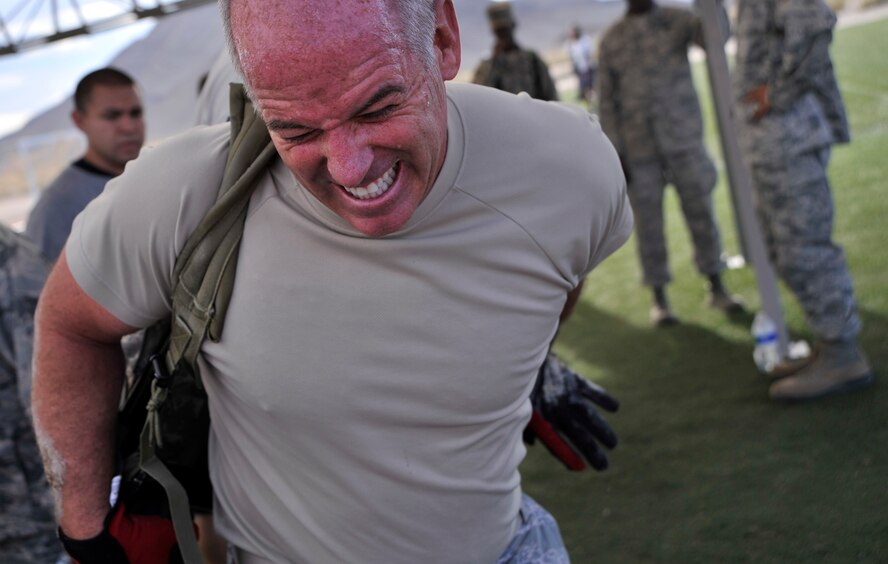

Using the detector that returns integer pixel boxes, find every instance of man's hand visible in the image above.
[59,502,180,564]
[742,84,771,122]
[525,353,619,471]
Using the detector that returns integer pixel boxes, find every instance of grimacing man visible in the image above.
[32,1,632,562]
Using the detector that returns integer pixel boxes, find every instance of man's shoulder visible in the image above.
[63,123,235,328]
[40,162,89,192]
[107,123,233,219]
[657,4,700,30]
[447,82,599,144]
[444,84,629,277]
[659,5,690,17]
[448,81,548,107]
[143,123,231,167]
[473,56,493,77]
[40,162,106,200]
[600,18,631,50]
[117,124,232,197]
[445,82,620,200]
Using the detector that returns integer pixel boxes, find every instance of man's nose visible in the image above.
[323,126,373,188]
[118,114,143,133]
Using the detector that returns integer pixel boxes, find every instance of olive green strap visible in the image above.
[138,83,274,564]
[168,84,276,372]
[139,396,202,564]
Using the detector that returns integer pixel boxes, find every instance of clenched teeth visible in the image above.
[343,163,397,200]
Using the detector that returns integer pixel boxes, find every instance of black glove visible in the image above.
[525,353,619,471]
[59,502,181,564]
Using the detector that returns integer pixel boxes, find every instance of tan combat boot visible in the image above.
[769,340,874,401]
[767,346,818,381]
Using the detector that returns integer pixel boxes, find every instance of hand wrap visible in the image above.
[525,353,619,471]
[59,502,180,564]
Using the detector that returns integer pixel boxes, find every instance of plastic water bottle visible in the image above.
[751,311,780,373]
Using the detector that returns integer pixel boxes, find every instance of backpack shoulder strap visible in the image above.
[166,83,276,376]
[138,83,274,564]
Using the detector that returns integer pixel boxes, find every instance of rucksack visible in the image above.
[115,83,275,564]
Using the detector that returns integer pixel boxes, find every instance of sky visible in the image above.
[0,0,157,138]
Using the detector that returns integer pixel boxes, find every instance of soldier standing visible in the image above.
[25,67,144,262]
[734,0,873,400]
[0,225,60,562]
[472,2,559,101]
[598,0,743,326]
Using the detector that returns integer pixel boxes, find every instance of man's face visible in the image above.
[73,84,145,175]
[231,0,461,238]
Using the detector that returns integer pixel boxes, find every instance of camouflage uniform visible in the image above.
[734,0,859,341]
[598,4,727,287]
[0,225,61,562]
[472,49,559,101]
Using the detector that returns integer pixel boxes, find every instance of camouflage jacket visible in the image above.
[0,224,53,546]
[598,5,726,162]
[472,48,560,101]
[734,0,849,147]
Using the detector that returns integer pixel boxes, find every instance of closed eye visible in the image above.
[282,130,320,145]
[360,104,398,121]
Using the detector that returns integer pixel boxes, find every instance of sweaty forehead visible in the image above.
[230,0,401,78]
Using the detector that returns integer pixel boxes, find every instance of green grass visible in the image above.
[523,18,888,563]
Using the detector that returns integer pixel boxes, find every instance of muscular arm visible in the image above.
[31,251,136,539]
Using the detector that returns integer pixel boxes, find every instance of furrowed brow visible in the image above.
[356,84,405,114]
[266,84,406,132]
[266,118,310,132]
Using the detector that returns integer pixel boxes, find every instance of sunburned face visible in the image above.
[231,0,461,238]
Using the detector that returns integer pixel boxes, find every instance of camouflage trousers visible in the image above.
[749,146,860,342]
[626,145,724,287]
[0,534,65,564]
[0,420,64,563]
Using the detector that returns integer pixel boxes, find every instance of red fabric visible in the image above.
[528,411,586,471]
[107,503,179,564]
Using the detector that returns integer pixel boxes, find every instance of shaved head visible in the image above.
[216,0,461,237]
[219,0,438,101]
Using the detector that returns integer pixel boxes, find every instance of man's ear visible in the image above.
[434,0,461,80]
[71,109,86,133]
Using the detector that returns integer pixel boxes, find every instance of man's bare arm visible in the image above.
[559,279,585,325]
[31,250,136,539]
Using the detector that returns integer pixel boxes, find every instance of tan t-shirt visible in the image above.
[68,82,632,563]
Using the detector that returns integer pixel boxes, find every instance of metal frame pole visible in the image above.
[696,0,789,356]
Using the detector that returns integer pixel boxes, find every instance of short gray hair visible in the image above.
[218,0,438,98]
